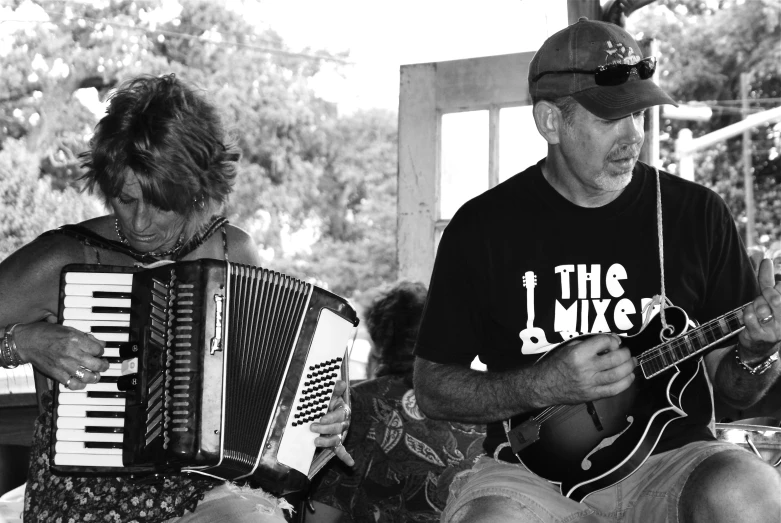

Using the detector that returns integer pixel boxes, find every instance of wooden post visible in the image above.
[567,0,601,24]
[397,63,438,286]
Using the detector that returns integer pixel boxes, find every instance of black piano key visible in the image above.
[93,291,132,299]
[92,306,132,314]
[91,326,130,334]
[84,441,123,449]
[85,411,124,418]
[87,391,126,399]
[85,426,124,433]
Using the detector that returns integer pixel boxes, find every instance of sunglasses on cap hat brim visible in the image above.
[531,57,657,87]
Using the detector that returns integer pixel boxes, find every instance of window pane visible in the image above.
[499,106,548,182]
[440,111,489,220]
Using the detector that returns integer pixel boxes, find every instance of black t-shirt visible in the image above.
[414,160,758,457]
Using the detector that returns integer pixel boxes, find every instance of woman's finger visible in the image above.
[332,440,354,467]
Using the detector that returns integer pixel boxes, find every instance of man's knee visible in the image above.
[447,495,530,523]
[680,450,781,523]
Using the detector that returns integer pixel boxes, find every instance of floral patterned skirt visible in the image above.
[24,392,217,523]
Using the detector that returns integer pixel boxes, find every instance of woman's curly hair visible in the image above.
[79,74,240,228]
[365,281,428,381]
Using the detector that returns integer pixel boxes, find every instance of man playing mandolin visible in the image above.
[413,18,781,523]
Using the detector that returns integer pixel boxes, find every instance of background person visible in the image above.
[413,19,781,523]
[0,74,352,523]
[304,281,485,523]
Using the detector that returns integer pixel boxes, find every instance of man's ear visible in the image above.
[533,101,563,145]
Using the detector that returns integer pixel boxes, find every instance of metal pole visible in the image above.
[676,128,694,181]
[676,106,781,155]
[639,38,660,167]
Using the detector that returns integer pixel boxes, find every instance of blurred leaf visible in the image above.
[631,0,781,248]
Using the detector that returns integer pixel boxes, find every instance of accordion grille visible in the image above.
[221,264,311,472]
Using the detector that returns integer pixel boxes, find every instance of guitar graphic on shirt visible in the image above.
[520,271,550,353]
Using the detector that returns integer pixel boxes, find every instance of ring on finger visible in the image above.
[92,371,101,384]
[65,376,76,389]
[336,433,343,447]
[340,403,352,420]
[74,367,86,380]
[760,314,774,325]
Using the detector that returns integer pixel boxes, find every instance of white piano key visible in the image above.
[0,364,35,395]
[53,453,124,467]
[95,332,129,343]
[103,363,122,377]
[57,416,124,429]
[55,442,122,455]
[59,382,120,393]
[63,309,131,322]
[62,320,130,343]
[57,404,124,417]
[103,347,121,358]
[63,296,132,308]
[64,272,134,286]
[56,392,125,406]
[64,283,133,296]
[56,428,123,443]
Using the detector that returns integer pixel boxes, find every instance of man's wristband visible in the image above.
[734,346,779,376]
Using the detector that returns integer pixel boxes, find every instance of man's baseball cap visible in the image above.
[528,18,677,120]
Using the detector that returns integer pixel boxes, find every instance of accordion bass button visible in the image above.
[119,343,140,359]
[120,357,139,375]
[117,374,139,391]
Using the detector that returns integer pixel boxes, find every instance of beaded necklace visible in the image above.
[114,218,185,258]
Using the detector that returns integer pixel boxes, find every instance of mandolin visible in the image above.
[508,304,746,501]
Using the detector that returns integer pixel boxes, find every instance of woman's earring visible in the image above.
[193,195,206,211]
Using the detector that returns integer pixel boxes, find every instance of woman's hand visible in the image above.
[13,322,108,389]
[310,380,354,466]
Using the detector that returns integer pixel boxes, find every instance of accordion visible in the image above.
[50,259,358,495]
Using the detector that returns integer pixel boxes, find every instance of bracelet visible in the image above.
[1,324,22,369]
[0,327,7,368]
[0,329,14,369]
[734,346,779,376]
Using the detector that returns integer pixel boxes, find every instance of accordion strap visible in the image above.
[178,216,229,260]
[40,216,230,265]
[40,224,159,264]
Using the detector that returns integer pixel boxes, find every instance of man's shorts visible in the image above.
[442,440,746,523]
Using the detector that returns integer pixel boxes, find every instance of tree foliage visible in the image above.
[630,0,781,248]
[0,0,399,298]
[264,109,399,296]
[0,138,103,257]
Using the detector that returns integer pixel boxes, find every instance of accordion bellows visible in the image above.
[51,259,358,495]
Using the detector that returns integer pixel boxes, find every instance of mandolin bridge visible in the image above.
[508,419,541,454]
